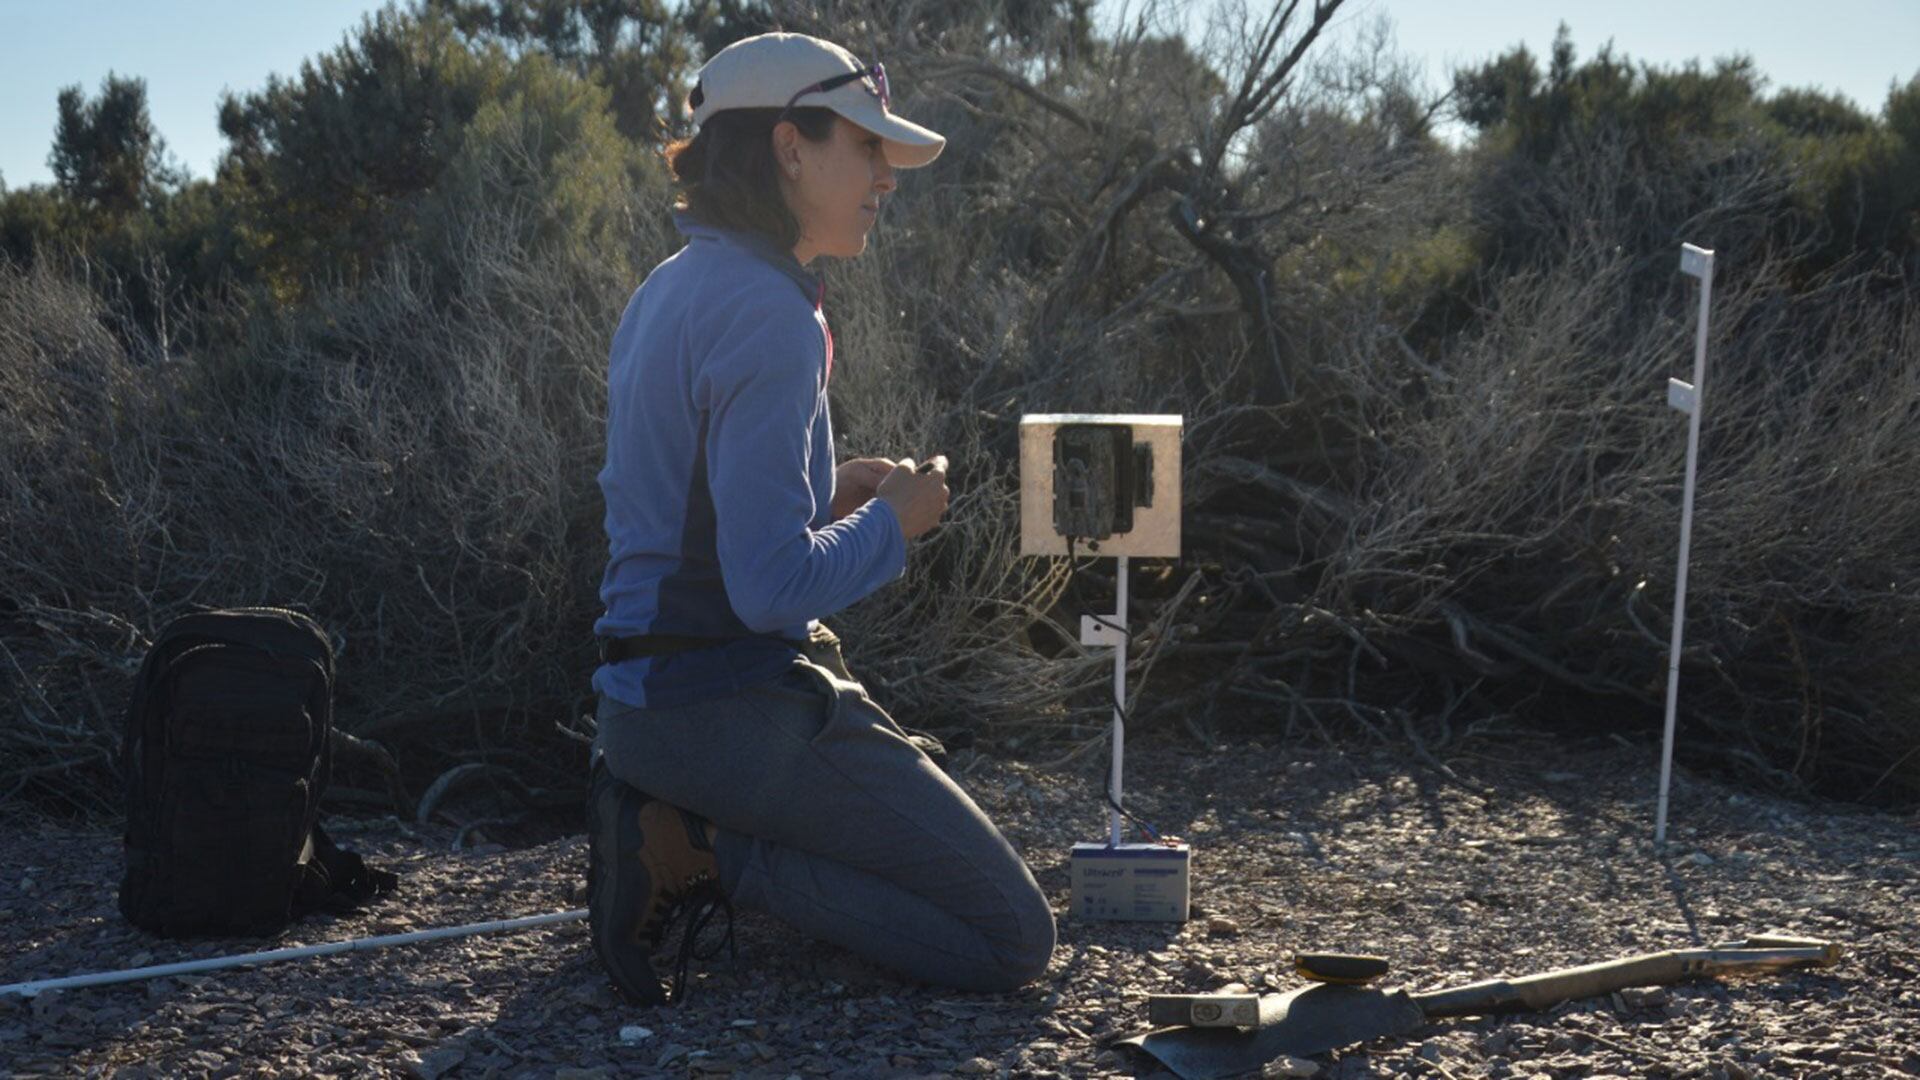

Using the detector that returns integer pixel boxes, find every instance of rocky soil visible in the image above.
[4,728,1916,1079]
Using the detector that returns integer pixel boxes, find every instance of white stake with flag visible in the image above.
[1657,242,1714,847]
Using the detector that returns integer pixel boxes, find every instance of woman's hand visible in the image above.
[878,456,949,540]
[831,457,896,520]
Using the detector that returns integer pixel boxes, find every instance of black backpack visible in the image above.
[119,607,396,937]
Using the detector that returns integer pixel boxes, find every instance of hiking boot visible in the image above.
[587,759,724,1005]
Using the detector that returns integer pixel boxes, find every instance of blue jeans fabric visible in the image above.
[593,649,1055,992]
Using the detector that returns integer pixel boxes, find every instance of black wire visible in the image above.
[1100,687,1169,844]
[1063,534,1109,578]
[1105,791,1164,842]
[1067,531,1170,846]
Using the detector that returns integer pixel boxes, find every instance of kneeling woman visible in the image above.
[588,32,1056,1004]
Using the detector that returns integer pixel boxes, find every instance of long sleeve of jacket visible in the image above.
[695,299,907,633]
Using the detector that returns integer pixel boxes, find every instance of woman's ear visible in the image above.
[772,121,801,179]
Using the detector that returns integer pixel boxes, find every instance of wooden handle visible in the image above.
[1412,945,1840,1018]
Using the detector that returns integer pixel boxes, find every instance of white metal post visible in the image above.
[1109,555,1129,847]
[1658,243,1714,847]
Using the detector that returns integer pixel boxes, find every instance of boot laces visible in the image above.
[665,874,735,1005]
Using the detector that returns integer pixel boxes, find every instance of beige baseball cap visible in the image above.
[688,33,945,169]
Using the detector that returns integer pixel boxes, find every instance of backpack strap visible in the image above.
[295,825,400,915]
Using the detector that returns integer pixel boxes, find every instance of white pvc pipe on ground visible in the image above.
[1657,242,1715,848]
[1109,555,1129,847]
[0,908,587,998]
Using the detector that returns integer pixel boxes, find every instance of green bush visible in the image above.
[216,7,512,299]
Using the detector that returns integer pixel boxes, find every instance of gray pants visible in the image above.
[592,637,1055,992]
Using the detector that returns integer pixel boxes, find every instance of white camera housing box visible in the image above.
[1019,414,1181,558]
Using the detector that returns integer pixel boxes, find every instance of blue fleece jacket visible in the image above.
[591,216,907,708]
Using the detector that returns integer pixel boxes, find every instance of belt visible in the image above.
[597,633,803,664]
[598,634,739,664]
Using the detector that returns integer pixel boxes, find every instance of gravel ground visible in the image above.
[3,728,1917,1079]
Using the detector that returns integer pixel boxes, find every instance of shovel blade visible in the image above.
[1125,985,1425,1080]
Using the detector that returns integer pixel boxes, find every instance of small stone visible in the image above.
[1417,1040,1444,1063]
[618,1025,653,1044]
[566,982,617,1009]
[554,1069,609,1080]
[1207,917,1241,937]
[404,1046,465,1080]
[955,1058,996,1075]
[1262,1055,1320,1077]
[1688,852,1714,867]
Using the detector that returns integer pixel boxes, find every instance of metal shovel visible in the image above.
[1123,935,1842,1080]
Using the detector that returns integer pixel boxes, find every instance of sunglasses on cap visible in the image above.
[776,61,889,126]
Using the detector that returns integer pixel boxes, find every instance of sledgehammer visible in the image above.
[1125,934,1843,1080]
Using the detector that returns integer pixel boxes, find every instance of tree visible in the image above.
[417,50,654,285]
[216,8,507,296]
[1766,87,1874,138]
[1779,76,1920,270]
[676,0,1094,64]
[1455,31,1917,280]
[49,74,180,222]
[678,0,779,61]
[431,0,694,139]
[0,186,69,268]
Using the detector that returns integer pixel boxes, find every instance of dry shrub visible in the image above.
[1294,126,1920,799]
[813,1,1403,756]
[1,262,155,812]
[810,206,1092,747]
[1326,241,1920,797]
[0,184,670,813]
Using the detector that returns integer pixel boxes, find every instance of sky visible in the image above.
[3,0,1916,190]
